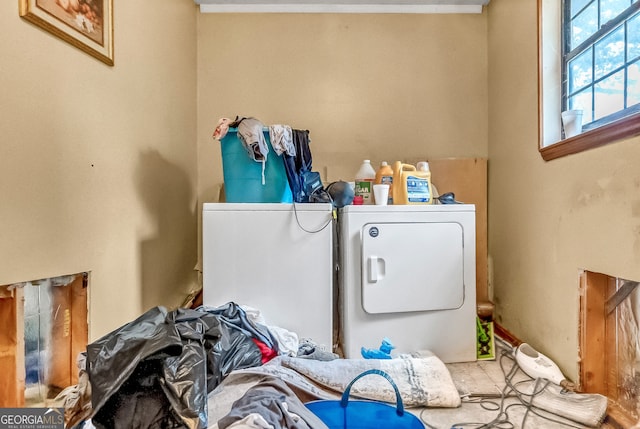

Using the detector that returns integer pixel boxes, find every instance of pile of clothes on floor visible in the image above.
[58,302,462,429]
[58,302,338,429]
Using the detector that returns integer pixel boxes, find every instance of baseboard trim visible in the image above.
[493,322,522,347]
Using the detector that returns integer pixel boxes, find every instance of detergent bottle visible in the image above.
[354,160,376,205]
[393,161,433,205]
[374,161,394,205]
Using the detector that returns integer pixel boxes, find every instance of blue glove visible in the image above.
[361,338,396,359]
[361,347,393,359]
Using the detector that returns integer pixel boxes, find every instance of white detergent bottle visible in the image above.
[355,160,376,205]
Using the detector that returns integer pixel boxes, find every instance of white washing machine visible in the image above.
[338,204,476,363]
[202,203,334,350]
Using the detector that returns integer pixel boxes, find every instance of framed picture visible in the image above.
[19,0,114,66]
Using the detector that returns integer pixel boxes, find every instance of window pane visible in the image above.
[629,12,640,61]
[572,2,598,49]
[569,48,593,93]
[572,0,592,18]
[628,61,640,107]
[594,70,625,119]
[570,87,594,123]
[601,0,631,26]
[595,25,625,80]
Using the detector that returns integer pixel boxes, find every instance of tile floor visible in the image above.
[410,338,608,429]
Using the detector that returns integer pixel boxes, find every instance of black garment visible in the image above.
[87,304,267,429]
[283,129,313,203]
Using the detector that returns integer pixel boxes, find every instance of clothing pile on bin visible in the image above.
[213,116,328,204]
[60,302,335,429]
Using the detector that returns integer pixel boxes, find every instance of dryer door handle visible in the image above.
[367,256,384,283]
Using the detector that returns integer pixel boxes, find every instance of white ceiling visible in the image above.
[195,0,490,13]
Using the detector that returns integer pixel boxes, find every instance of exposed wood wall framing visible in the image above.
[0,273,88,407]
[579,271,610,393]
[0,286,25,407]
[580,270,640,427]
[49,274,89,391]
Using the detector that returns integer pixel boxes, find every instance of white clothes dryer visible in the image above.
[338,204,477,363]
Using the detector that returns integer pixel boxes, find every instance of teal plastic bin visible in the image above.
[220,128,293,203]
[305,370,425,429]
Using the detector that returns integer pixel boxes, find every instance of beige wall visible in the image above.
[488,0,640,380]
[0,0,199,340]
[196,12,489,203]
[4,0,636,384]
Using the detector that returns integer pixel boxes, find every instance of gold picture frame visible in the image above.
[19,0,114,66]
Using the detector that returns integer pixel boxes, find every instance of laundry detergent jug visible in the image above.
[393,161,433,205]
[375,161,394,205]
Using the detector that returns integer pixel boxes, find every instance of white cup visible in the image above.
[561,109,583,138]
[373,184,389,206]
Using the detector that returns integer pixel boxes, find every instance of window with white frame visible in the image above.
[538,0,640,160]
[563,0,640,130]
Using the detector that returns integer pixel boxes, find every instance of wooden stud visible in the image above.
[0,286,25,407]
[605,276,618,401]
[579,271,608,394]
[47,274,89,394]
[70,274,88,386]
